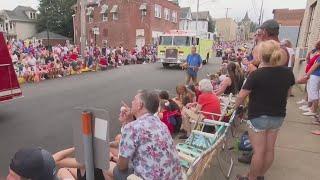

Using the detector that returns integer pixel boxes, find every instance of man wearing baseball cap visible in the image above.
[248,19,289,72]
[7,147,57,180]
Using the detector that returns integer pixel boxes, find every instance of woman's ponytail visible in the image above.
[258,40,282,66]
[270,49,282,66]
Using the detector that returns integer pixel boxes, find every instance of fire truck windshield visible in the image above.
[173,36,190,46]
[160,36,173,45]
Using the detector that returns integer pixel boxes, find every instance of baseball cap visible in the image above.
[259,19,280,31]
[10,147,57,180]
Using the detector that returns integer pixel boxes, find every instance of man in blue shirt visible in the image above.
[186,46,202,85]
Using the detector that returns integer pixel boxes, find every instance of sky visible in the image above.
[179,0,307,23]
[2,0,308,23]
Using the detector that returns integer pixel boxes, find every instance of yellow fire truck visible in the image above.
[157,30,214,68]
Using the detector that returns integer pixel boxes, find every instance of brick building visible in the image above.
[72,0,180,49]
[273,8,305,26]
[273,8,305,46]
[293,0,320,85]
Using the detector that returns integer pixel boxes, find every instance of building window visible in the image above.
[164,8,170,20]
[171,11,177,23]
[110,5,119,21]
[9,22,13,29]
[100,4,108,22]
[29,12,36,19]
[155,4,162,18]
[139,3,147,17]
[88,15,93,23]
[102,13,108,21]
[86,7,94,23]
[113,13,118,20]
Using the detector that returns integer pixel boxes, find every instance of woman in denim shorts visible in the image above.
[235,40,295,180]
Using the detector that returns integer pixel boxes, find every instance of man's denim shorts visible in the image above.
[247,115,284,133]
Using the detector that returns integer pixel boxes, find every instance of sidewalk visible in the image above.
[204,87,320,180]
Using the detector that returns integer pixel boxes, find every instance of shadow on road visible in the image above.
[155,64,183,71]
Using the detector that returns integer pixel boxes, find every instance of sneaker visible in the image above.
[303,111,317,116]
[58,75,62,78]
[303,108,312,112]
[299,107,309,111]
[296,99,307,104]
[299,105,310,111]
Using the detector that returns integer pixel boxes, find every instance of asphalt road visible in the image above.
[0,60,220,174]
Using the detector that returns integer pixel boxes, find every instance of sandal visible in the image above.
[312,120,320,125]
[311,130,320,135]
[236,174,249,180]
[236,175,264,180]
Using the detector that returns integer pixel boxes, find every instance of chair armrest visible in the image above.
[198,111,222,117]
[191,130,217,139]
[202,119,230,127]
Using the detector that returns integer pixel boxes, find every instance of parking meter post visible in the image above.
[82,111,94,180]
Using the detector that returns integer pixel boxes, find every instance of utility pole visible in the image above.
[261,9,264,25]
[80,0,87,57]
[46,0,52,51]
[196,0,200,36]
[258,0,264,25]
[224,8,231,42]
[225,8,231,19]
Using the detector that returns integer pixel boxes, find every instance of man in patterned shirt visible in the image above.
[113,90,183,180]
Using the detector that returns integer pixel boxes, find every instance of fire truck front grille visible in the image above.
[165,49,178,59]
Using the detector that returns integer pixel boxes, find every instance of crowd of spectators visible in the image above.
[6,19,310,180]
[8,39,157,84]
[296,40,320,135]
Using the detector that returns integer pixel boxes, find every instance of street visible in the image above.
[0,60,220,174]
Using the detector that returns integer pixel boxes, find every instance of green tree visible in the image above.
[37,0,76,39]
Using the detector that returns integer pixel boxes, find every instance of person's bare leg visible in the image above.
[261,129,279,176]
[192,76,198,85]
[186,74,191,85]
[247,129,267,180]
[182,108,195,136]
[104,161,116,180]
[288,87,293,96]
[312,100,319,113]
